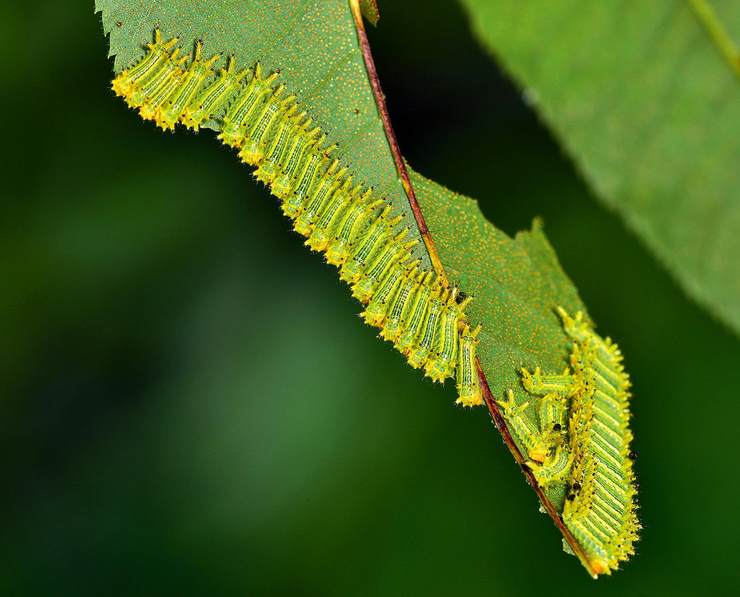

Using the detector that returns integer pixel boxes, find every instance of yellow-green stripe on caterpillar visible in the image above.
[112,29,483,408]
[517,308,639,575]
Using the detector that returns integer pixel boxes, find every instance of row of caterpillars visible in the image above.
[112,29,484,407]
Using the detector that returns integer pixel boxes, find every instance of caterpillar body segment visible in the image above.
[456,324,482,407]
[112,29,484,407]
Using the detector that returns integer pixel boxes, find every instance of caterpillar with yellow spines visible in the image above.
[560,308,639,576]
[111,29,483,408]
[518,307,639,575]
[456,324,482,408]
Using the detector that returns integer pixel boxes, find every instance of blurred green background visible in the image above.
[3,2,740,595]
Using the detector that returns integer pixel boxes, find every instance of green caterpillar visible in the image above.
[510,308,640,575]
[112,29,483,408]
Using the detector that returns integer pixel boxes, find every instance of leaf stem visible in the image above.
[687,0,740,77]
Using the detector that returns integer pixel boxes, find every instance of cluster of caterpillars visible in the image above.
[498,307,639,575]
[111,30,483,407]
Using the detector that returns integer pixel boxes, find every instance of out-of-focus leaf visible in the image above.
[461,0,740,335]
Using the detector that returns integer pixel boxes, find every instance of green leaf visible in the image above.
[460,0,740,335]
[95,0,635,575]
